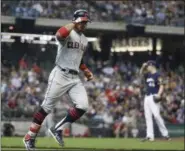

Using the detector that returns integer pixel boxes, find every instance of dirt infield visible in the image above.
[156,137,184,142]
[171,137,184,142]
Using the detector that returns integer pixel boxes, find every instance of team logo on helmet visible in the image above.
[84,12,88,17]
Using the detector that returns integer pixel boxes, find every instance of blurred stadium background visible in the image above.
[1,0,184,150]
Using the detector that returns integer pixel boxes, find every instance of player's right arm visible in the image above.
[56,17,89,42]
[55,23,75,42]
[139,62,148,75]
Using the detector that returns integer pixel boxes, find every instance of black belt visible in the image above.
[146,93,157,96]
[57,66,78,75]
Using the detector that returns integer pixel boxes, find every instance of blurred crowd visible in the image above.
[85,59,184,137]
[94,0,184,26]
[1,54,184,137]
[1,57,46,118]
[2,0,184,27]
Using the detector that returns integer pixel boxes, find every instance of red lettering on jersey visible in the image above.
[74,42,79,48]
[67,41,85,51]
[67,42,73,48]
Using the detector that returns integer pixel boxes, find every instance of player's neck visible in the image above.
[74,28,82,35]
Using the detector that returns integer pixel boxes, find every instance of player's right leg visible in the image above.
[23,108,48,150]
[23,67,67,150]
[142,96,154,142]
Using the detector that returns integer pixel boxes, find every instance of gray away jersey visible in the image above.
[55,29,88,72]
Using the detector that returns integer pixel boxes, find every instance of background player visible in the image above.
[139,60,171,141]
[23,9,93,150]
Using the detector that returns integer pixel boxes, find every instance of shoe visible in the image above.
[141,137,154,142]
[23,134,36,151]
[48,127,64,146]
[164,136,171,141]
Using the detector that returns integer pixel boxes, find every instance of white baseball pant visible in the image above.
[144,95,169,139]
[41,66,89,113]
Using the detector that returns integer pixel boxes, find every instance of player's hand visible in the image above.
[73,17,89,23]
[153,94,161,103]
[142,62,148,68]
[84,69,93,81]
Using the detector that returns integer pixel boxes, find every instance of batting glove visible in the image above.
[84,69,93,81]
[153,94,162,103]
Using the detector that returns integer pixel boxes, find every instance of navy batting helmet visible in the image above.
[147,60,157,67]
[72,9,91,22]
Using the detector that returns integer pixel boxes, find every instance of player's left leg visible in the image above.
[49,81,88,145]
[150,96,170,139]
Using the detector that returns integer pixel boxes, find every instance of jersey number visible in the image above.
[148,82,155,87]
[67,41,86,51]
[67,42,79,49]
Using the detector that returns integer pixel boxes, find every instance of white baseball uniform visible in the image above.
[41,29,89,113]
[144,72,169,139]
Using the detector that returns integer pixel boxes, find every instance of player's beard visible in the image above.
[75,25,85,33]
[80,25,86,32]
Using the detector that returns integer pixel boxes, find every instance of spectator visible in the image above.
[1,43,184,138]
[10,73,22,89]
[1,0,184,27]
[19,56,28,70]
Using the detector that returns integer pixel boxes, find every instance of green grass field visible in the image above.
[1,137,184,151]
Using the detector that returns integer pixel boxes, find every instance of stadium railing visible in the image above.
[1,15,184,35]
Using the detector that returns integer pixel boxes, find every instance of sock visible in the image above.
[24,108,48,140]
[25,123,41,140]
[55,117,71,131]
[54,108,85,131]
[33,108,48,125]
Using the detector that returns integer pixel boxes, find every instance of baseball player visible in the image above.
[23,9,93,150]
[140,60,171,141]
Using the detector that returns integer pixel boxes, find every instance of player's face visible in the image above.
[147,65,153,72]
[76,21,88,32]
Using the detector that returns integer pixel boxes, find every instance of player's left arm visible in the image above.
[156,76,165,98]
[153,75,165,103]
[79,58,93,81]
